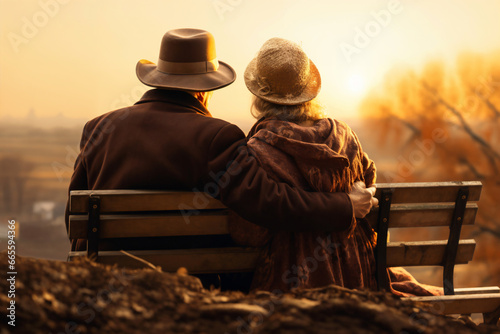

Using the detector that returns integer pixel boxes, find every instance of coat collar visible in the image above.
[134,89,212,117]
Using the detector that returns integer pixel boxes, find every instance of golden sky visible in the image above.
[1,0,500,128]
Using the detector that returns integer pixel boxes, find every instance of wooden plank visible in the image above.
[70,182,482,213]
[406,293,500,315]
[386,239,476,267]
[67,240,476,272]
[68,212,229,239]
[455,287,500,295]
[366,203,478,229]
[374,181,482,204]
[70,202,478,237]
[70,190,226,213]
[68,247,260,273]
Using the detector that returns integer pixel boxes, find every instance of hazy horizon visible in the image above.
[2,0,500,128]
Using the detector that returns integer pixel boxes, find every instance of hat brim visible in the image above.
[136,59,236,92]
[244,57,321,105]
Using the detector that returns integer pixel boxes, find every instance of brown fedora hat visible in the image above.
[244,38,321,105]
[136,28,236,92]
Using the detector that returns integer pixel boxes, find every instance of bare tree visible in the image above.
[360,51,500,285]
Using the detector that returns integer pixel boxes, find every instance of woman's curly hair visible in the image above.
[251,96,326,123]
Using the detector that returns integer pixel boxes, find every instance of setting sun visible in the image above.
[347,74,368,95]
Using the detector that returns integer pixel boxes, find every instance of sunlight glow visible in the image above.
[347,74,367,95]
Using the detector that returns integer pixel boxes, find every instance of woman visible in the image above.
[230,38,441,297]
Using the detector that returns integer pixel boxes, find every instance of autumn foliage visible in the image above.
[360,50,500,286]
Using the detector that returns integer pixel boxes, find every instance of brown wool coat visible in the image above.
[230,118,377,292]
[65,89,354,251]
[230,118,443,297]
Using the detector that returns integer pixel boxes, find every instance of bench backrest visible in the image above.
[68,181,482,294]
[368,181,481,294]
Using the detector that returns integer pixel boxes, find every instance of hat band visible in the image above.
[255,75,308,98]
[157,58,219,75]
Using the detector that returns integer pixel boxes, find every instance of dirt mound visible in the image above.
[0,251,498,334]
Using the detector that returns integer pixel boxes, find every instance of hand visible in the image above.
[348,181,378,218]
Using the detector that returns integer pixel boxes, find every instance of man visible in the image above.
[66,28,376,253]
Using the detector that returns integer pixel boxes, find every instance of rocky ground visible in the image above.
[0,251,498,334]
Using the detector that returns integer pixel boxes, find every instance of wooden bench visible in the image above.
[67,181,500,324]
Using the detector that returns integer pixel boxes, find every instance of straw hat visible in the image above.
[136,28,236,92]
[244,38,321,105]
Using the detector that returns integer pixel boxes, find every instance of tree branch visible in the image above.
[476,91,500,119]
[422,81,500,162]
[388,113,422,136]
[474,223,500,239]
[457,156,486,179]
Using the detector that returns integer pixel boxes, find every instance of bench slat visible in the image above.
[386,239,475,266]
[69,181,482,214]
[455,287,500,295]
[366,203,478,229]
[69,202,478,239]
[406,293,500,315]
[70,190,225,213]
[68,239,475,272]
[70,202,478,239]
[69,212,228,239]
[375,181,481,204]
[68,247,260,273]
